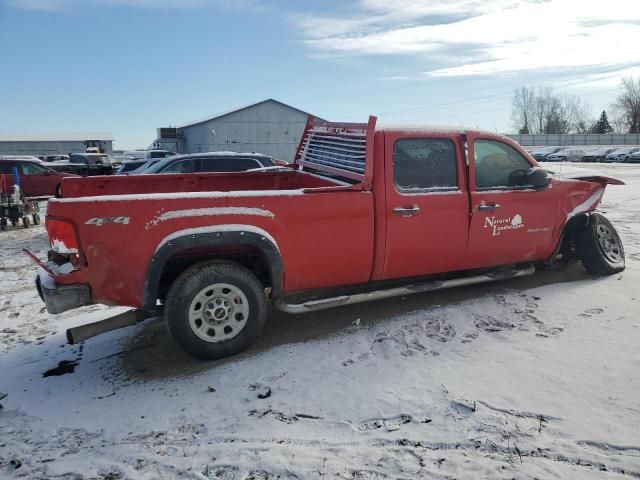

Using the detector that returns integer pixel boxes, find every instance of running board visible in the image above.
[275,265,536,314]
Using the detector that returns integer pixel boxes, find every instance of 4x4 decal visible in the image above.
[85,217,130,227]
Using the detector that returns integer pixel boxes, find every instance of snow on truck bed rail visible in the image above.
[145,207,275,230]
[50,188,306,203]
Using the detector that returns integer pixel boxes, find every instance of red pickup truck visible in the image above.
[28,117,625,359]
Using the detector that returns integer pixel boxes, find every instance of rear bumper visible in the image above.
[35,269,91,314]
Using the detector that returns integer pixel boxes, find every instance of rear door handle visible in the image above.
[477,202,501,212]
[393,205,421,216]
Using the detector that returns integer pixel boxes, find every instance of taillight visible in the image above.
[45,218,80,255]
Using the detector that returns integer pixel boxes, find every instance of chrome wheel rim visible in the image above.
[188,283,249,343]
[596,224,623,263]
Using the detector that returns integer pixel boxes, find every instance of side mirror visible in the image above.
[526,167,551,191]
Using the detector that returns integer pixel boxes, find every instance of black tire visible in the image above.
[32,213,41,225]
[22,216,29,228]
[577,213,625,275]
[164,261,268,360]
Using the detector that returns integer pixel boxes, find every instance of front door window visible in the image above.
[474,139,533,189]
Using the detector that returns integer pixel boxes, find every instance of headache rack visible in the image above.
[294,115,377,189]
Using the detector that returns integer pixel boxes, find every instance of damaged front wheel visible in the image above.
[577,213,625,275]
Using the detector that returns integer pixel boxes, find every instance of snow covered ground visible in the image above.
[1,163,639,479]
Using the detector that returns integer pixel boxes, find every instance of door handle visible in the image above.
[477,202,501,212]
[393,205,421,216]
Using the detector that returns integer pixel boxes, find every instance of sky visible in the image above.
[1,0,639,149]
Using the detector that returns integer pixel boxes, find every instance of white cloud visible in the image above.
[295,0,640,77]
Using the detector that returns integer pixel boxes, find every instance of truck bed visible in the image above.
[59,170,341,199]
[46,168,375,307]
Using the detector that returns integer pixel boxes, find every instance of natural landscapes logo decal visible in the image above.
[483,214,524,236]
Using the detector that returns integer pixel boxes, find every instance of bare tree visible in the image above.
[531,86,553,134]
[510,87,535,134]
[511,86,592,134]
[570,97,594,134]
[610,109,628,133]
[612,77,640,133]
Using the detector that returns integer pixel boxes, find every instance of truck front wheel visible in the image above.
[577,213,625,275]
[165,261,268,360]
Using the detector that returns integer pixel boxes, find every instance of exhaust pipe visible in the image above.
[275,265,536,314]
[66,309,153,345]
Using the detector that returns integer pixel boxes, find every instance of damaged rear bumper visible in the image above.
[25,248,92,315]
[35,269,92,314]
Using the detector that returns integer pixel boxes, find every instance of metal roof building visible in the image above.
[0,132,114,156]
[155,99,319,162]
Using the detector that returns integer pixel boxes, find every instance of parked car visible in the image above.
[68,153,116,176]
[546,148,586,162]
[581,148,617,163]
[122,149,175,161]
[27,116,626,360]
[142,152,278,174]
[43,160,86,176]
[117,159,152,175]
[37,155,70,163]
[605,147,640,163]
[531,146,564,161]
[1,155,43,163]
[125,159,166,175]
[0,157,79,197]
[628,151,640,163]
[122,150,146,161]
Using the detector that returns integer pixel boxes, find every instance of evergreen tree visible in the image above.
[592,110,613,134]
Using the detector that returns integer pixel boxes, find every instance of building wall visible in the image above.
[0,140,114,156]
[507,133,640,146]
[180,100,309,162]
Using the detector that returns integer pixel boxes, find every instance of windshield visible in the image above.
[118,161,146,173]
[130,159,162,174]
[143,156,178,173]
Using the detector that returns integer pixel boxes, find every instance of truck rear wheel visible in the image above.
[164,261,268,360]
[577,213,625,275]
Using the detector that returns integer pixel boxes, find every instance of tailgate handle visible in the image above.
[477,202,501,212]
[393,205,420,216]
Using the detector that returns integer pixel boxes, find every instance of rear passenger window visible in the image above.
[393,138,458,191]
